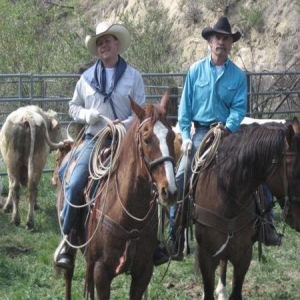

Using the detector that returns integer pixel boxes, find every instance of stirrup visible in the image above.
[54,235,72,269]
[257,221,282,246]
[264,226,282,246]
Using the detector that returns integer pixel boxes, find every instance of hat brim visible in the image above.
[85,24,131,56]
[201,27,241,43]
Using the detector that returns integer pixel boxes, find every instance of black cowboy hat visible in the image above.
[201,17,241,43]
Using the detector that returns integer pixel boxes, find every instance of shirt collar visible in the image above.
[208,55,230,67]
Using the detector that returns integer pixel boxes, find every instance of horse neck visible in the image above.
[114,134,154,218]
[198,169,257,216]
[264,165,285,199]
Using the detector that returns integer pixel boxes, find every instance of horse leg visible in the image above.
[130,264,153,300]
[93,261,113,300]
[216,259,227,300]
[229,248,252,300]
[64,266,75,300]
[197,246,218,300]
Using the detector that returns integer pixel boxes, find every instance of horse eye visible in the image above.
[144,137,152,145]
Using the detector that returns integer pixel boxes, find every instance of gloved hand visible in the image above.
[216,123,230,137]
[85,109,102,125]
[181,139,192,153]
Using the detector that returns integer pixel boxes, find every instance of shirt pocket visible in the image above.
[194,79,211,103]
[219,82,238,105]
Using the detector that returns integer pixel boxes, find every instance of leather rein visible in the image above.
[276,150,300,220]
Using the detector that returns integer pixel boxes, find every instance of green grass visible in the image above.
[0,155,300,299]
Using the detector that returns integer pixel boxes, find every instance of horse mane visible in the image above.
[215,123,287,198]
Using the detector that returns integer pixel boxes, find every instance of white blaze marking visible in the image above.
[216,278,227,300]
[153,121,177,194]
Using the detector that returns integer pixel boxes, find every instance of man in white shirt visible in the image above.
[54,22,147,269]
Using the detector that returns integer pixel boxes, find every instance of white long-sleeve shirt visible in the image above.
[69,65,145,135]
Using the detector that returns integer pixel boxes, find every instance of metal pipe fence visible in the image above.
[0,71,299,176]
[0,71,299,121]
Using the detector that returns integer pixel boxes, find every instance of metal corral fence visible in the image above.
[0,71,300,125]
[0,71,299,176]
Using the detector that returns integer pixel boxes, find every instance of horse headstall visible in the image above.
[135,117,176,173]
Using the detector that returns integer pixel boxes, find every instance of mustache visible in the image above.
[216,46,226,51]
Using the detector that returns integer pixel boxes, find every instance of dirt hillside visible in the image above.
[78,0,299,72]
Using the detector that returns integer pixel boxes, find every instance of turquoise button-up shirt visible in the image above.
[179,56,247,140]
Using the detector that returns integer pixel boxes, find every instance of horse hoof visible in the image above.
[26,222,35,231]
[3,204,13,213]
[34,203,40,211]
[12,219,20,227]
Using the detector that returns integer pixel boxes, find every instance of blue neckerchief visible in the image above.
[82,56,127,119]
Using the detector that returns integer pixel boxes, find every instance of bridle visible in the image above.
[274,150,300,220]
[135,117,175,176]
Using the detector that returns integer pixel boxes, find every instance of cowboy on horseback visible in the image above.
[168,16,281,260]
[53,22,150,269]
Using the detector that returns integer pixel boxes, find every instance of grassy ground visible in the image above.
[0,157,300,299]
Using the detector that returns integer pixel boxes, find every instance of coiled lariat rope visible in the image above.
[89,120,126,180]
[60,117,126,250]
[190,126,223,190]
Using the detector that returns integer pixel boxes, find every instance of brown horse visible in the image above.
[56,93,178,300]
[191,118,300,300]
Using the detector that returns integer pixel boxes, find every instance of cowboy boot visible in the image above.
[54,234,73,269]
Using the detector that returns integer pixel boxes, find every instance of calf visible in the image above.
[0,105,64,229]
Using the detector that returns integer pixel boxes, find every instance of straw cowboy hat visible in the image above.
[85,22,131,56]
[201,17,241,43]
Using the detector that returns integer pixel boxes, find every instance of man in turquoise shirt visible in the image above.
[169,17,281,260]
[169,16,247,260]
[179,54,247,140]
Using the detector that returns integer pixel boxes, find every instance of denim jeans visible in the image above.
[59,135,96,235]
[169,128,209,240]
[262,183,274,220]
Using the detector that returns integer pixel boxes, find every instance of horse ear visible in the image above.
[128,95,145,120]
[286,124,295,147]
[292,117,300,134]
[160,91,169,115]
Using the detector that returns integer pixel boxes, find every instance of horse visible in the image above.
[190,118,300,300]
[55,93,178,300]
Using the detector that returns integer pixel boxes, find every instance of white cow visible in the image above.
[0,105,64,229]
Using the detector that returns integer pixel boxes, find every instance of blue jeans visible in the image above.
[59,135,96,235]
[262,183,274,220]
[169,128,209,240]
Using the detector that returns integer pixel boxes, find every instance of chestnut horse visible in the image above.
[56,93,178,300]
[191,118,300,300]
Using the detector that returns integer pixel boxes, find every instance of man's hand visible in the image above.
[216,123,230,137]
[85,109,102,125]
[181,139,192,153]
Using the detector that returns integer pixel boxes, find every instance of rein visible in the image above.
[276,150,300,220]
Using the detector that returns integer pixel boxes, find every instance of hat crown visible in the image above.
[85,22,131,56]
[201,16,241,42]
[213,17,232,34]
[95,22,111,35]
